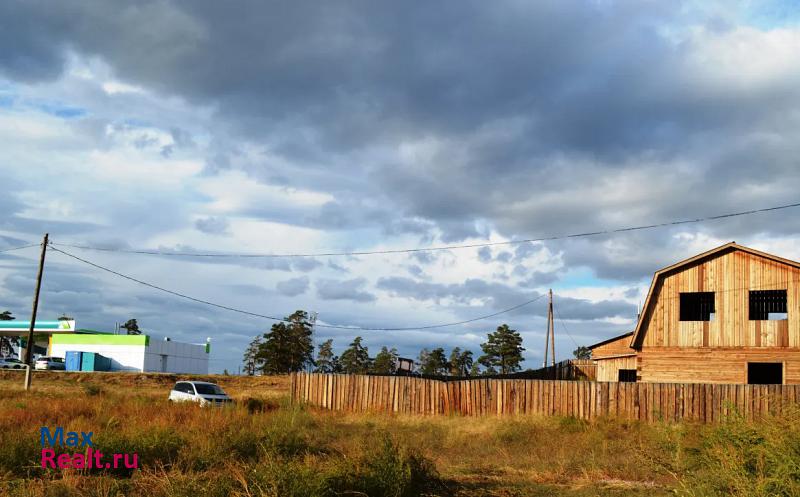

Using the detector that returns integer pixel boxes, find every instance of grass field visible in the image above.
[0,371,798,497]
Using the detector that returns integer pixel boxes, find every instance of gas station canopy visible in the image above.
[0,320,76,336]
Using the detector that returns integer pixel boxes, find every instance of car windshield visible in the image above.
[194,384,225,395]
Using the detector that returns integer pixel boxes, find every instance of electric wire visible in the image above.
[48,201,800,259]
[49,246,547,331]
[553,304,581,349]
[0,243,39,253]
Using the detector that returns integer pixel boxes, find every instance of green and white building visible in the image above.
[49,332,210,374]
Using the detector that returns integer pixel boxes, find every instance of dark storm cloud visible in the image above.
[1,0,799,367]
[376,276,632,321]
[316,277,376,303]
[275,276,309,297]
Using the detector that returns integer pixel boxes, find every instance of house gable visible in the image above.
[631,242,800,350]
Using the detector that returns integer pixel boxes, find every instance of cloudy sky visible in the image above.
[1,0,800,373]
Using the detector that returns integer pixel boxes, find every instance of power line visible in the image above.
[48,246,546,331]
[48,201,800,259]
[0,243,39,254]
[553,304,581,349]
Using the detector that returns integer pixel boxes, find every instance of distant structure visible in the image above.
[591,242,800,385]
[396,357,415,375]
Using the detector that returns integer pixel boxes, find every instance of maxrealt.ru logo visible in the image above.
[40,427,138,470]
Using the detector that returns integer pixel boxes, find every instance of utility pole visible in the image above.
[543,289,552,368]
[542,288,556,368]
[549,288,555,368]
[24,233,48,391]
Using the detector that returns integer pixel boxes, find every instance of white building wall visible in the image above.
[145,339,209,374]
[50,343,145,371]
[51,336,209,374]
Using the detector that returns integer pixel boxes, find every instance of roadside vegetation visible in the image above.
[0,371,797,496]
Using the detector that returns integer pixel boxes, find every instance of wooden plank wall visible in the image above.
[640,250,800,349]
[290,372,800,423]
[596,355,637,382]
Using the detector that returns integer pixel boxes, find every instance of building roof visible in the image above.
[588,331,633,350]
[630,242,800,349]
[76,328,114,335]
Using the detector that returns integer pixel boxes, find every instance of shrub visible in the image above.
[83,384,103,397]
[0,431,42,478]
[678,409,800,497]
[328,434,444,497]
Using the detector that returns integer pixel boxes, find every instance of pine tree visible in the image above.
[242,336,262,375]
[418,347,449,376]
[573,346,591,359]
[257,310,314,374]
[478,324,525,374]
[469,361,482,377]
[371,346,398,374]
[315,339,340,373]
[340,336,370,374]
[449,348,474,376]
[121,318,141,335]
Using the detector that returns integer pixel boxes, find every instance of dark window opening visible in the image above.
[680,292,715,321]
[747,362,783,384]
[618,369,637,382]
[749,290,787,320]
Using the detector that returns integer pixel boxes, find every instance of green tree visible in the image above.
[371,346,398,374]
[478,324,525,375]
[314,339,341,373]
[573,346,591,360]
[257,310,315,374]
[469,362,482,377]
[449,348,474,376]
[418,347,449,376]
[121,318,141,335]
[0,310,17,358]
[242,336,263,375]
[340,336,370,374]
[58,314,74,321]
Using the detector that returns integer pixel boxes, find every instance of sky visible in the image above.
[1,0,800,373]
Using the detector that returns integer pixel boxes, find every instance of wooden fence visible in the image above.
[508,359,596,381]
[290,372,800,423]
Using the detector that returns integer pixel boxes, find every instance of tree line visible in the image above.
[242,310,528,376]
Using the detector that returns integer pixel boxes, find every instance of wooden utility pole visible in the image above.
[23,233,48,391]
[549,288,555,367]
[543,293,550,368]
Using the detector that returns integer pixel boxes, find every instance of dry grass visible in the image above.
[0,371,796,496]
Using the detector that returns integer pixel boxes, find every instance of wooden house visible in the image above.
[593,242,800,384]
[589,332,635,382]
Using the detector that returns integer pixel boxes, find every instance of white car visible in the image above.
[34,356,66,370]
[0,357,25,369]
[168,381,232,406]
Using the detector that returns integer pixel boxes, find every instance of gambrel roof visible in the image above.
[630,242,800,349]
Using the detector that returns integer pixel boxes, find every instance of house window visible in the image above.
[749,290,787,320]
[747,362,783,384]
[679,292,715,321]
[618,369,637,382]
